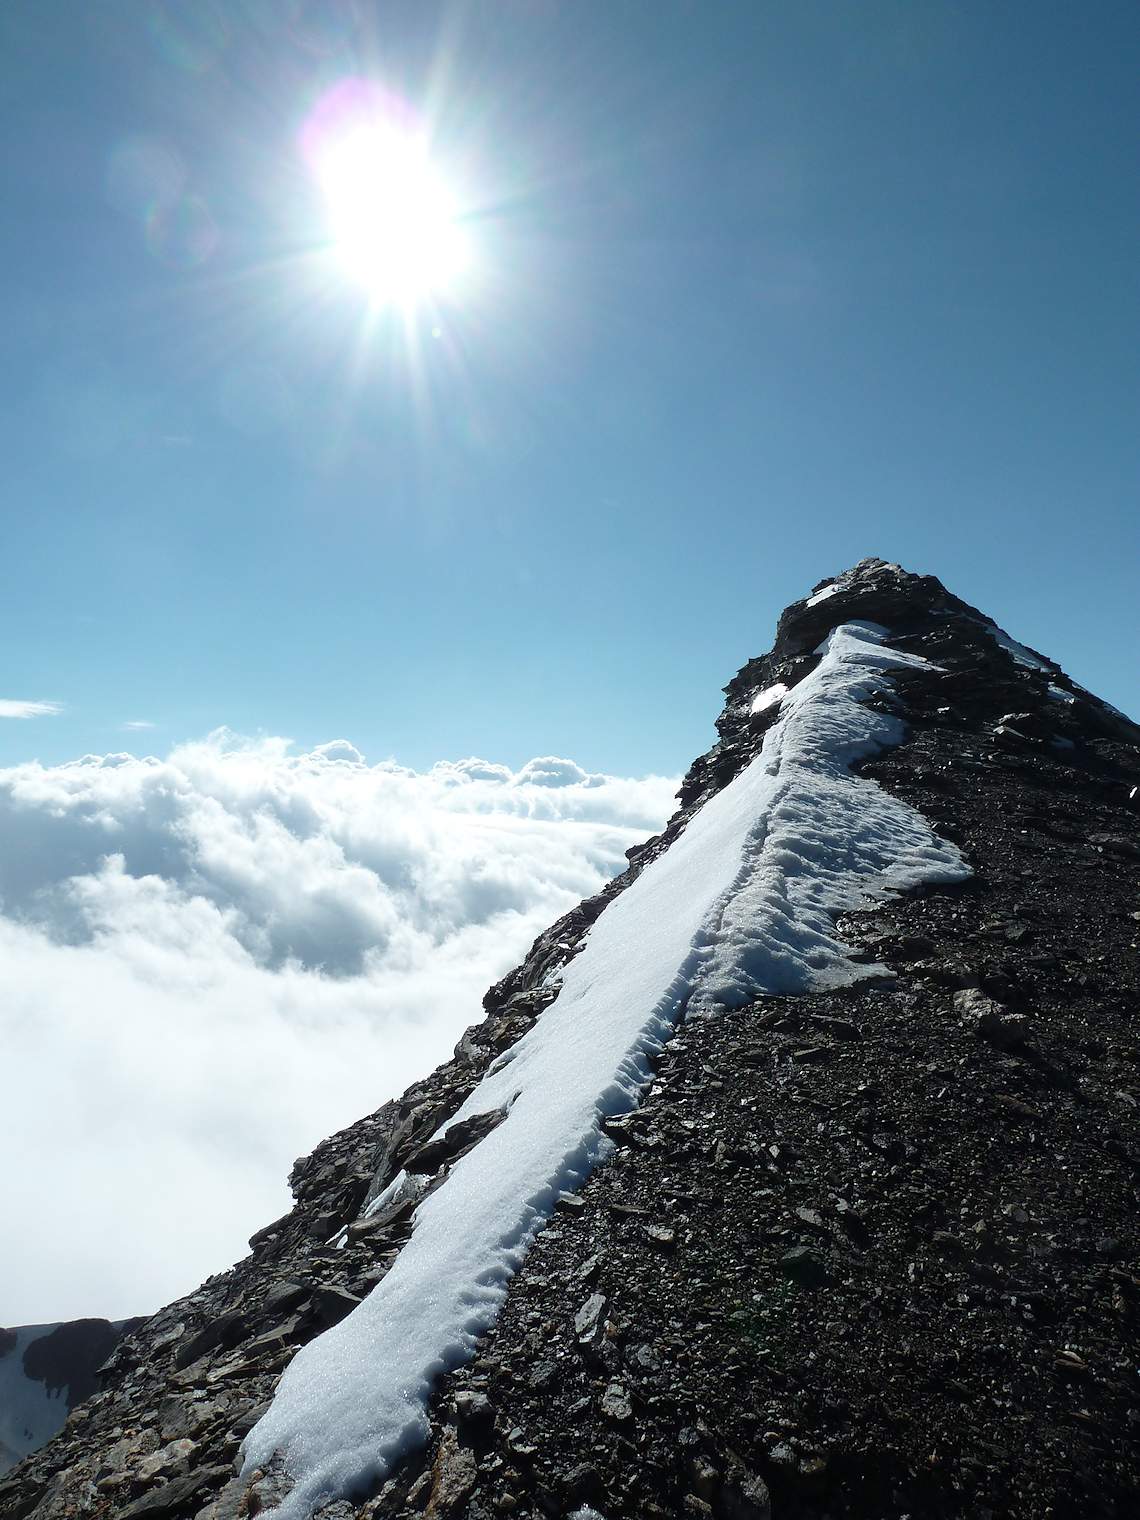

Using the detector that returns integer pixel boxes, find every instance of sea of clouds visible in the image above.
[0,732,677,1323]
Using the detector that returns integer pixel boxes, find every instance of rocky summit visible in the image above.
[2,559,1137,1520]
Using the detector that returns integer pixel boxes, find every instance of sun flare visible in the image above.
[315,124,468,308]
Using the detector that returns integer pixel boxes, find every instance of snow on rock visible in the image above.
[0,1317,139,1473]
[749,682,788,715]
[0,1326,68,1475]
[243,622,969,1517]
[688,623,968,1010]
[1073,684,1131,722]
[806,583,840,607]
[982,621,1054,674]
[0,1321,119,1475]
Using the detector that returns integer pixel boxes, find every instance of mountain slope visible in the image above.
[3,559,1137,1520]
[0,1320,142,1476]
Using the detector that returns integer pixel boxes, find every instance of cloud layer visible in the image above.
[0,733,677,1322]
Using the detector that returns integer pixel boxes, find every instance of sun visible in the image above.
[314,123,469,309]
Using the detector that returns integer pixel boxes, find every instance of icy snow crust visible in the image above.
[244,622,969,1516]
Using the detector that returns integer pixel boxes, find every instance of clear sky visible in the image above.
[3,0,1137,777]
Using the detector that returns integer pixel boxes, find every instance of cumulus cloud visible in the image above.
[513,755,599,788]
[0,731,677,1322]
[0,699,61,719]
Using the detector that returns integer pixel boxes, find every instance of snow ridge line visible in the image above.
[243,621,969,1517]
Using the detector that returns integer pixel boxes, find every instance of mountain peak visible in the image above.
[3,569,1137,1520]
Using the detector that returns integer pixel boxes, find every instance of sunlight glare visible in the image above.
[316,124,468,307]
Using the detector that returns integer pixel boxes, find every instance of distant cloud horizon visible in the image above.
[0,700,62,720]
[0,729,678,1323]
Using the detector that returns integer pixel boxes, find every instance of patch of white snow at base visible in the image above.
[244,622,969,1517]
[750,682,788,715]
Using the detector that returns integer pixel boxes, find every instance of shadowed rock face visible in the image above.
[1,560,1137,1520]
[0,1318,144,1477]
[19,1322,130,1411]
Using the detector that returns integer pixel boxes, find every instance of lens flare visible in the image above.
[146,194,219,270]
[105,137,185,220]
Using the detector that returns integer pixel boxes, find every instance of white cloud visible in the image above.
[0,731,678,1322]
[513,755,599,788]
[0,699,61,719]
[122,719,155,730]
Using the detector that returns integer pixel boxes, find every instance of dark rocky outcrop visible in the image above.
[19,1323,138,1412]
[0,1319,143,1477]
[2,559,1137,1519]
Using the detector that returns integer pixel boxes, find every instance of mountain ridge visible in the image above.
[3,559,1137,1520]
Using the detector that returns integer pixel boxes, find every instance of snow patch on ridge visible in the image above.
[689,624,967,1011]
[982,621,1054,674]
[244,622,968,1517]
[806,583,840,606]
[750,682,788,715]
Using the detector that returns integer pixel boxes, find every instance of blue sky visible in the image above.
[2,0,1137,776]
